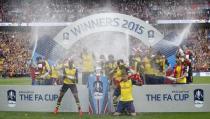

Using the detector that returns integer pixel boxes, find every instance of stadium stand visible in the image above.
[0,0,209,23]
[0,31,31,77]
[0,0,209,79]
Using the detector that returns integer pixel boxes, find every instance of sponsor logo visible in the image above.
[146,90,190,102]
[63,32,69,40]
[7,90,16,107]
[194,89,204,108]
[93,80,103,99]
[148,30,154,38]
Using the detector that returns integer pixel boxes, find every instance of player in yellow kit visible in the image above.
[173,59,187,84]
[113,69,142,116]
[111,59,128,87]
[54,59,82,116]
[50,64,59,85]
[0,55,5,78]
[35,56,51,85]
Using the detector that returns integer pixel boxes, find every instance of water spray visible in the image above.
[175,23,192,46]
[31,28,38,60]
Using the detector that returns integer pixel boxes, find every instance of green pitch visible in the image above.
[0,76,210,85]
[0,77,31,85]
[192,76,210,84]
[0,112,210,119]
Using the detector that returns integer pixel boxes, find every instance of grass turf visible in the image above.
[192,76,210,84]
[0,112,210,119]
[0,77,31,85]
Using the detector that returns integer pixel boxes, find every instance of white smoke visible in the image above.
[70,31,130,61]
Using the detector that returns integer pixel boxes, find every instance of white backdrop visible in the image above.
[0,84,209,112]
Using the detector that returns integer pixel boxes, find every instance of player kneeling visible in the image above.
[113,70,143,116]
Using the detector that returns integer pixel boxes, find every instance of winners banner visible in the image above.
[0,84,210,112]
[53,13,164,49]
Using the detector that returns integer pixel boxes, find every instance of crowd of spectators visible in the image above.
[0,0,103,22]
[0,27,209,79]
[0,31,31,77]
[0,0,209,23]
[157,24,210,71]
[185,27,210,71]
[0,0,210,78]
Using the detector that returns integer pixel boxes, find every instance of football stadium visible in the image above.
[0,0,210,119]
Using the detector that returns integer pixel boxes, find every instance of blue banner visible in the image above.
[87,74,110,114]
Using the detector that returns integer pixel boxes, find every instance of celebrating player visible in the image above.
[173,58,187,84]
[54,58,82,116]
[113,69,143,116]
[35,56,51,85]
[111,59,129,87]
